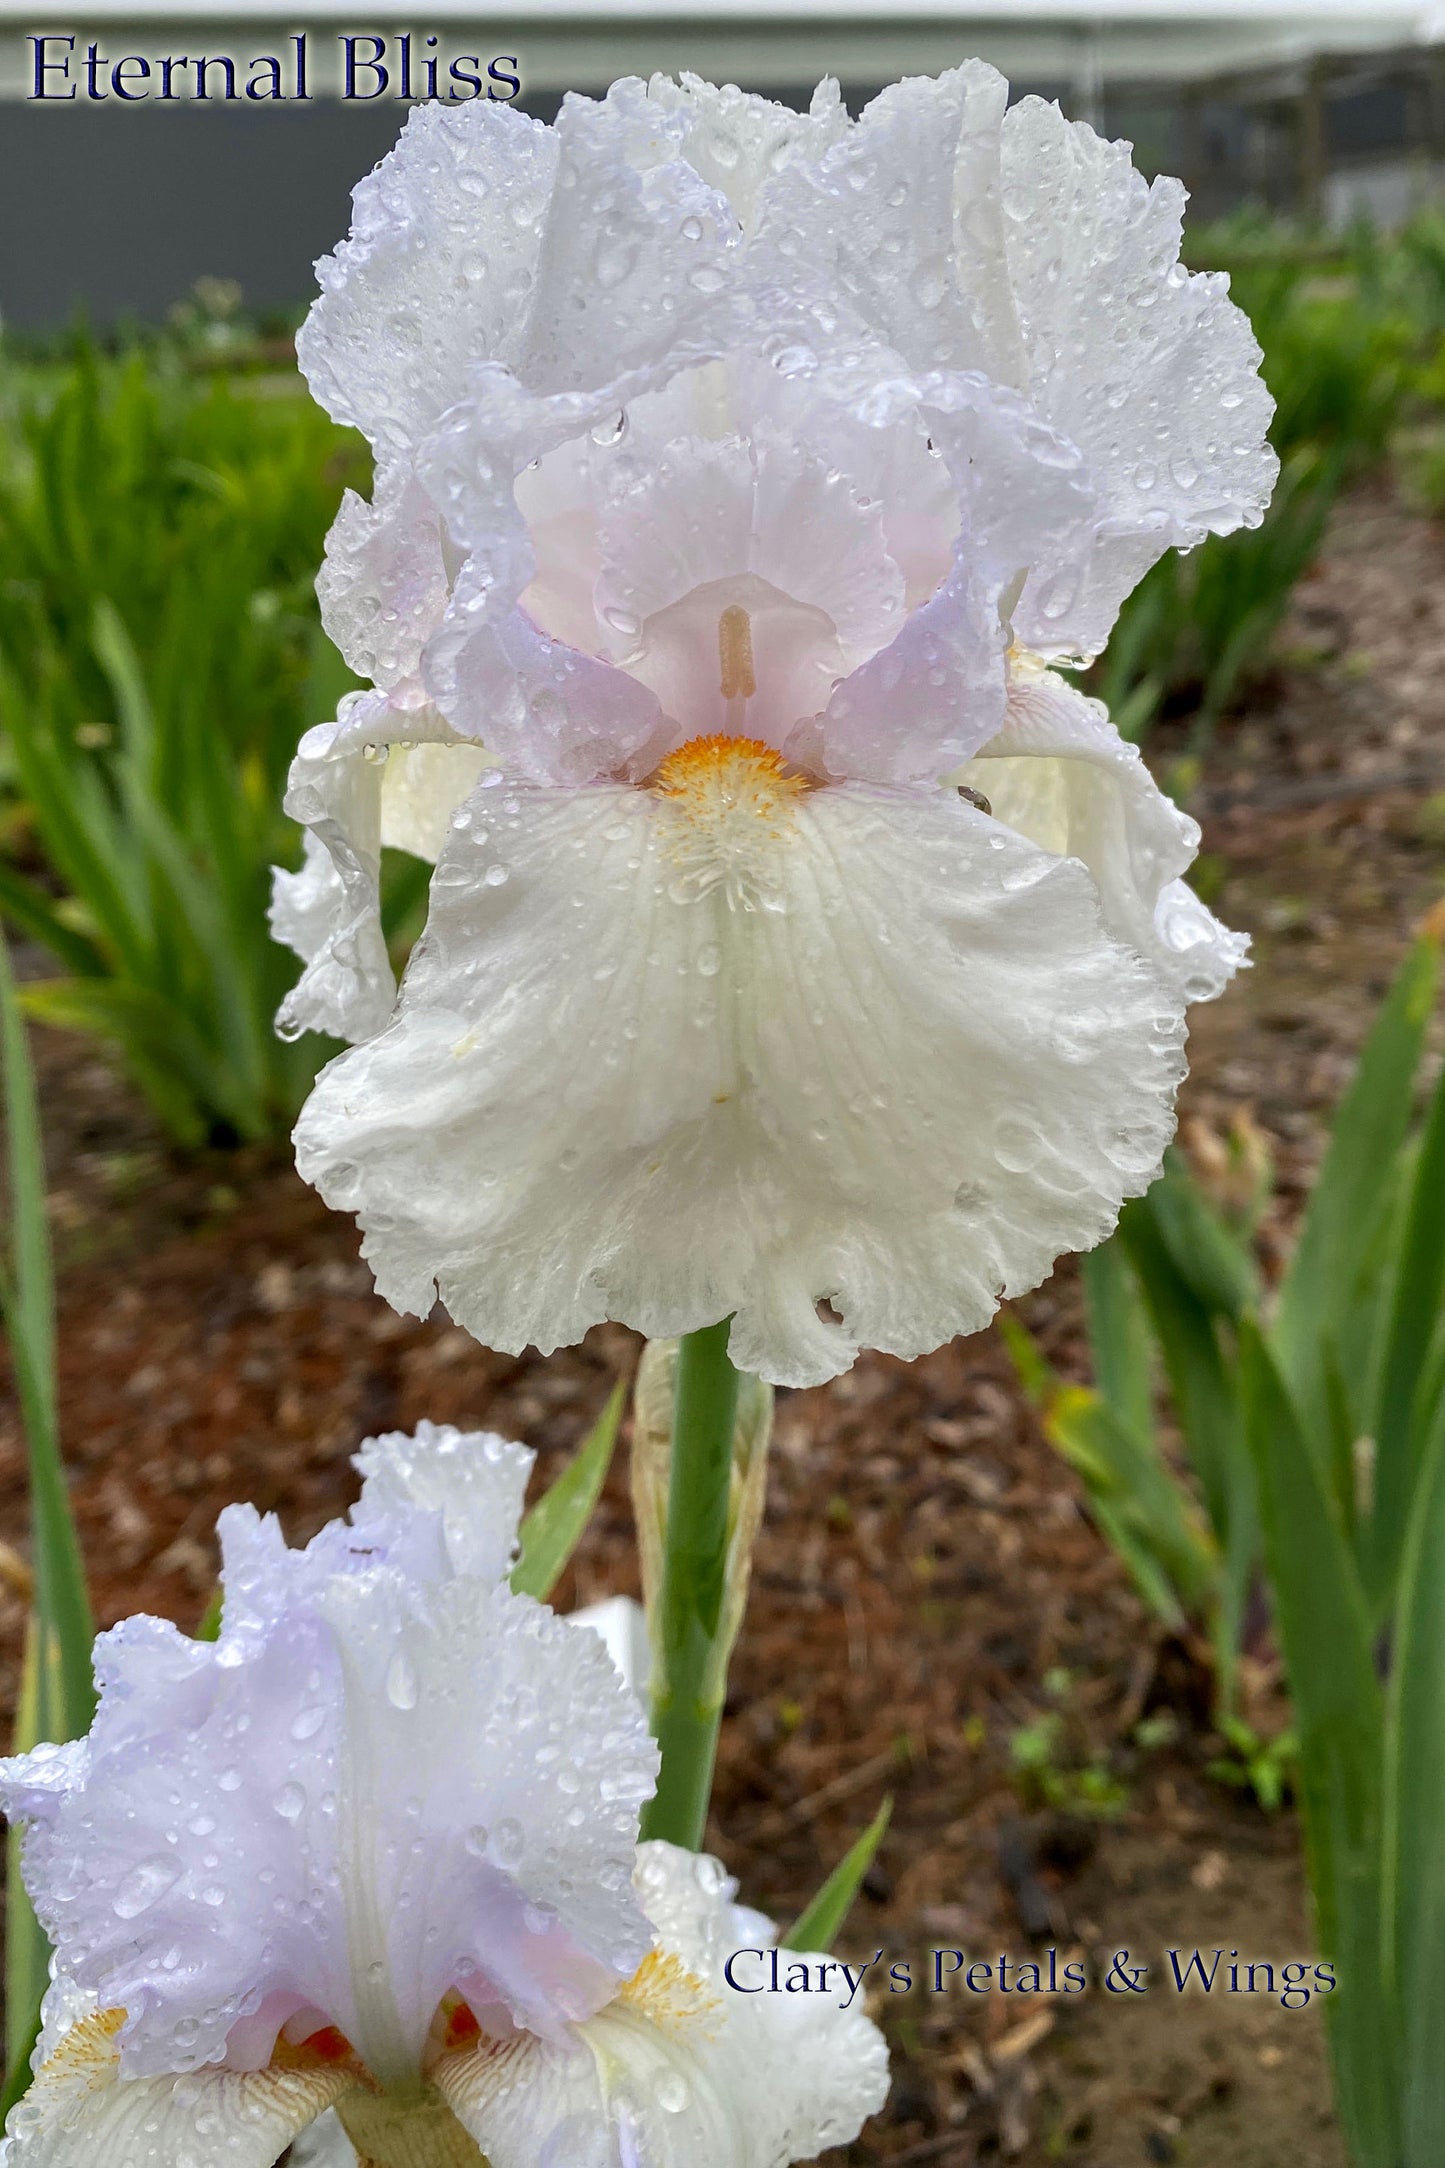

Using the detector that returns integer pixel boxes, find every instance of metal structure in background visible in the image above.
[1,3,1444,326]
[1107,40,1445,225]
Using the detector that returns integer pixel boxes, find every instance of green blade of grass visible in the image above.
[1239,1321,1399,2165]
[91,596,157,793]
[0,656,153,977]
[1080,1240,1154,1446]
[1146,1149,1262,1324]
[1114,1204,1256,1708]
[1383,1386,1445,2164]
[109,791,270,1128]
[0,863,107,980]
[17,978,231,1147]
[1000,1313,1214,1631]
[93,602,271,1123]
[0,932,95,1736]
[511,1381,627,1603]
[0,934,96,2109]
[4,1614,56,2090]
[0,1977,46,2129]
[1273,921,1441,1452]
[1045,1384,1215,1629]
[784,1797,892,1954]
[1117,1196,1250,1557]
[1368,1045,1445,1602]
[1079,1228,1252,1697]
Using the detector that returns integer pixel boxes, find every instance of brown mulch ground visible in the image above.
[2,475,1443,2164]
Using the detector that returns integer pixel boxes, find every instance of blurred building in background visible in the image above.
[2,0,1444,326]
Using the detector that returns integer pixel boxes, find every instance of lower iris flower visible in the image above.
[0,1426,886,2166]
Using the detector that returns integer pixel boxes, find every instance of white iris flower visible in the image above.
[273,69,1275,1386]
[0,1426,886,2167]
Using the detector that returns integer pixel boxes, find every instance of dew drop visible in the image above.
[273,1782,306,1823]
[113,1857,182,1921]
[490,1818,525,1868]
[386,1649,420,1712]
[692,1853,727,1895]
[656,2070,690,2114]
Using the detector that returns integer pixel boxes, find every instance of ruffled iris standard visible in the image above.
[0,1425,886,2167]
[273,68,1274,1385]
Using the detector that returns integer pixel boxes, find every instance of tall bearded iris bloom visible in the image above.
[274,68,1275,1387]
[0,1424,887,2166]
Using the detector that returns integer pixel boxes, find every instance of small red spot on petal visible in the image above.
[300,2025,353,2064]
[444,2002,482,2050]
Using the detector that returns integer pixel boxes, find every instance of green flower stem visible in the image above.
[641,1319,742,1849]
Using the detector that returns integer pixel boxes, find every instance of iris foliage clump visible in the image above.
[0,345,371,1140]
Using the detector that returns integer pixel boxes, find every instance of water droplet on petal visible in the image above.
[692,1853,727,1895]
[770,343,818,379]
[656,2070,690,2114]
[113,1857,182,1920]
[386,1649,419,1711]
[490,1818,525,1868]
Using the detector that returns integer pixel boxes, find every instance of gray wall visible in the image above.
[3,103,451,328]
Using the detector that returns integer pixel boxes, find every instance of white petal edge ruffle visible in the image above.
[759,69,1278,663]
[270,692,492,1044]
[298,90,737,458]
[294,773,1187,1387]
[435,1841,890,2168]
[950,666,1248,1002]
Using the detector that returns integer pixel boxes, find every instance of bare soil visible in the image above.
[2,476,1443,2164]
